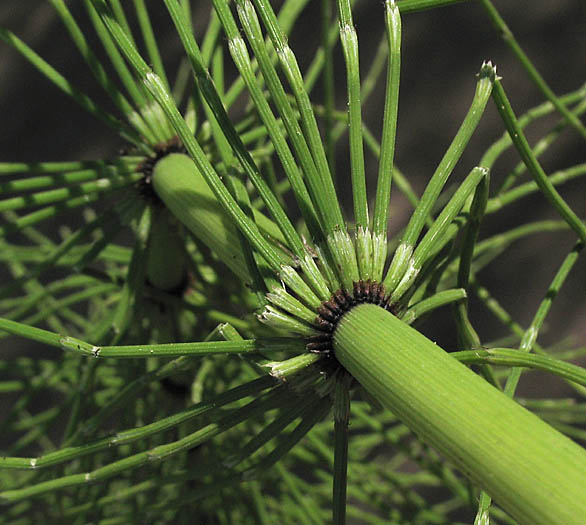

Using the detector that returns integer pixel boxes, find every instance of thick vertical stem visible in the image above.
[145,207,187,292]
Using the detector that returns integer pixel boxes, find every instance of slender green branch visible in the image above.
[49,0,155,141]
[321,0,336,176]
[0,27,147,152]
[372,0,401,281]
[167,0,319,274]
[0,376,276,470]
[486,163,586,215]
[0,385,291,502]
[0,158,140,175]
[480,86,586,186]
[224,393,323,470]
[384,62,496,293]
[0,190,119,238]
[251,0,345,233]
[91,0,289,277]
[134,0,169,91]
[0,201,138,300]
[223,0,313,108]
[479,0,586,141]
[332,373,351,525]
[83,0,145,106]
[338,0,368,230]
[391,166,487,301]
[400,288,466,325]
[492,78,586,243]
[505,241,584,395]
[0,316,304,358]
[212,0,322,245]
[95,204,151,342]
[242,397,332,480]
[0,172,140,213]
[397,0,469,12]
[233,0,336,237]
[454,172,489,353]
[453,348,586,388]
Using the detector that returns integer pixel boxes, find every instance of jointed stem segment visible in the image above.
[1,0,585,523]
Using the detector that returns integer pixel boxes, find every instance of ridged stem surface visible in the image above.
[333,303,586,525]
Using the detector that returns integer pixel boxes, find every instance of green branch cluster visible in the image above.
[0,0,585,523]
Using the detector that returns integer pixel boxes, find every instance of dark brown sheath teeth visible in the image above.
[135,137,187,202]
[306,279,396,355]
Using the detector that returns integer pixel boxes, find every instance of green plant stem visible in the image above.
[251,0,344,232]
[152,153,286,283]
[391,166,488,301]
[0,28,147,153]
[333,304,586,524]
[0,173,140,213]
[479,0,586,142]
[133,0,169,91]
[332,373,351,525]
[383,62,495,293]
[372,0,401,280]
[166,0,318,271]
[0,316,305,358]
[0,384,289,502]
[233,0,336,235]
[321,0,336,176]
[145,208,187,292]
[397,0,469,12]
[0,376,276,470]
[452,348,586,388]
[486,162,586,214]
[503,240,584,397]
[338,0,368,230]
[492,79,586,243]
[48,0,155,141]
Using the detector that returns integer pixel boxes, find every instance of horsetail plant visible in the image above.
[1,0,585,523]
